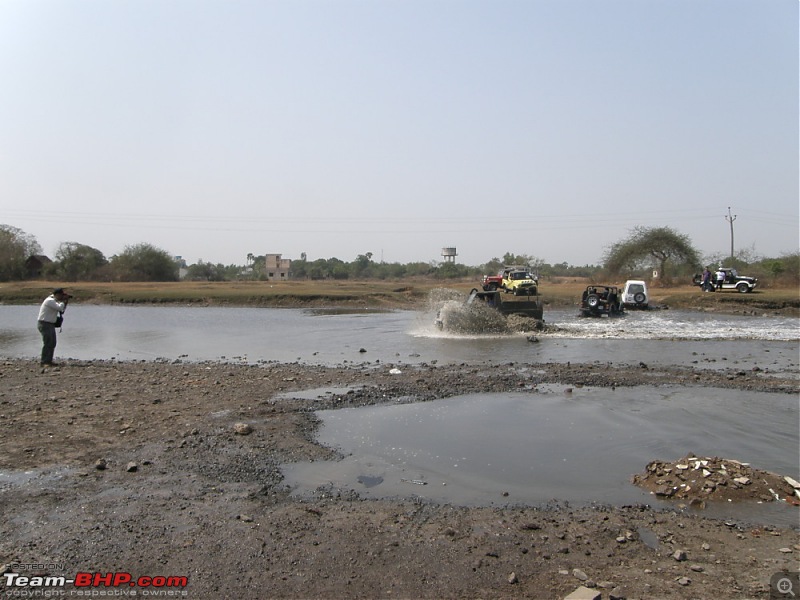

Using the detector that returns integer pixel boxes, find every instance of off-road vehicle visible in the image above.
[693,268,758,293]
[502,270,538,296]
[579,285,623,317]
[482,265,530,291]
[621,280,649,309]
[435,288,543,330]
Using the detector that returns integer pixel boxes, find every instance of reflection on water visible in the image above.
[0,305,797,373]
[282,385,800,527]
[2,302,796,524]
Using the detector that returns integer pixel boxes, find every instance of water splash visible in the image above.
[427,288,509,334]
[425,288,548,335]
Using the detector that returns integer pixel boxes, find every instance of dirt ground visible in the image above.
[0,357,798,600]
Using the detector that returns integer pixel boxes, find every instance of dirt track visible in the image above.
[1,358,798,599]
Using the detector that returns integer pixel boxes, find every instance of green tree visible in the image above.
[404,262,436,277]
[249,255,267,280]
[0,224,41,281]
[758,251,799,285]
[436,262,469,278]
[501,253,541,269]
[186,261,228,281]
[351,252,373,278]
[330,258,349,280]
[483,257,504,274]
[605,226,700,282]
[52,242,108,281]
[110,243,178,281]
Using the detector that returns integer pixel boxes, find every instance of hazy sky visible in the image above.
[1,0,797,267]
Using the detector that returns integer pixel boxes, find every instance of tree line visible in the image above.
[1,223,797,285]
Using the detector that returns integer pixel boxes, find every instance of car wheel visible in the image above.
[634,292,646,304]
[487,283,498,291]
[586,294,600,308]
[736,282,749,293]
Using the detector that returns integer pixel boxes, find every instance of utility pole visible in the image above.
[725,207,737,260]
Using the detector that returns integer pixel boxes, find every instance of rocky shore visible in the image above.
[0,358,798,599]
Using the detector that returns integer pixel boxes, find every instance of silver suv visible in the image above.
[621,280,649,309]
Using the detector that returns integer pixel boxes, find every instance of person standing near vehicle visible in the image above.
[715,268,725,290]
[37,288,70,366]
[701,267,712,291]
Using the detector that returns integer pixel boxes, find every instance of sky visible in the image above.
[1,0,797,268]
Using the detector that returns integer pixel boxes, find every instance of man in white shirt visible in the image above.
[37,288,70,366]
[715,268,725,291]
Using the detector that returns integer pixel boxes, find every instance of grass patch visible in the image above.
[1,279,796,315]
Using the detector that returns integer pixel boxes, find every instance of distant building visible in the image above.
[441,247,457,263]
[173,256,188,280]
[265,254,291,280]
[25,255,52,278]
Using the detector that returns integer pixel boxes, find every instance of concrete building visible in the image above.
[265,254,291,280]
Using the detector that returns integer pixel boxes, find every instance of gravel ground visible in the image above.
[0,358,798,600]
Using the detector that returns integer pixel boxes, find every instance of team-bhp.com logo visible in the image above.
[3,569,188,596]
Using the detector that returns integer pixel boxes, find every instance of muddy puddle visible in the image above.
[282,385,799,527]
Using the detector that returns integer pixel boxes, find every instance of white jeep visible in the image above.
[693,268,758,293]
[621,280,649,309]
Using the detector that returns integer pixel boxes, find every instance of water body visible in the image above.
[0,305,797,373]
[2,303,797,522]
[282,385,799,527]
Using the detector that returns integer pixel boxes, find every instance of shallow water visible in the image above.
[1,305,797,374]
[282,385,800,527]
[3,303,797,523]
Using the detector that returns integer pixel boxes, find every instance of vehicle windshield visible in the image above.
[627,284,644,294]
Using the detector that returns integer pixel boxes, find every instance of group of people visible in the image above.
[700,266,737,292]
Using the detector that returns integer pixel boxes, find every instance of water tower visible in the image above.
[441,247,457,264]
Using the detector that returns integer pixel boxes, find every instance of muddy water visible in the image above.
[0,305,797,374]
[2,303,797,524]
[282,385,799,527]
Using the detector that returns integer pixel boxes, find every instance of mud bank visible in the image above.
[0,359,797,599]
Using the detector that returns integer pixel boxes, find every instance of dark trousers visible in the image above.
[37,321,57,364]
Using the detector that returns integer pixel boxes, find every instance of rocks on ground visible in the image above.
[632,453,800,507]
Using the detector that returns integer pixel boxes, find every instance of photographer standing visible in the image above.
[37,288,70,367]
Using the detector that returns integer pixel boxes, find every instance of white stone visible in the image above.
[233,422,253,435]
[784,476,800,489]
[564,586,601,600]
